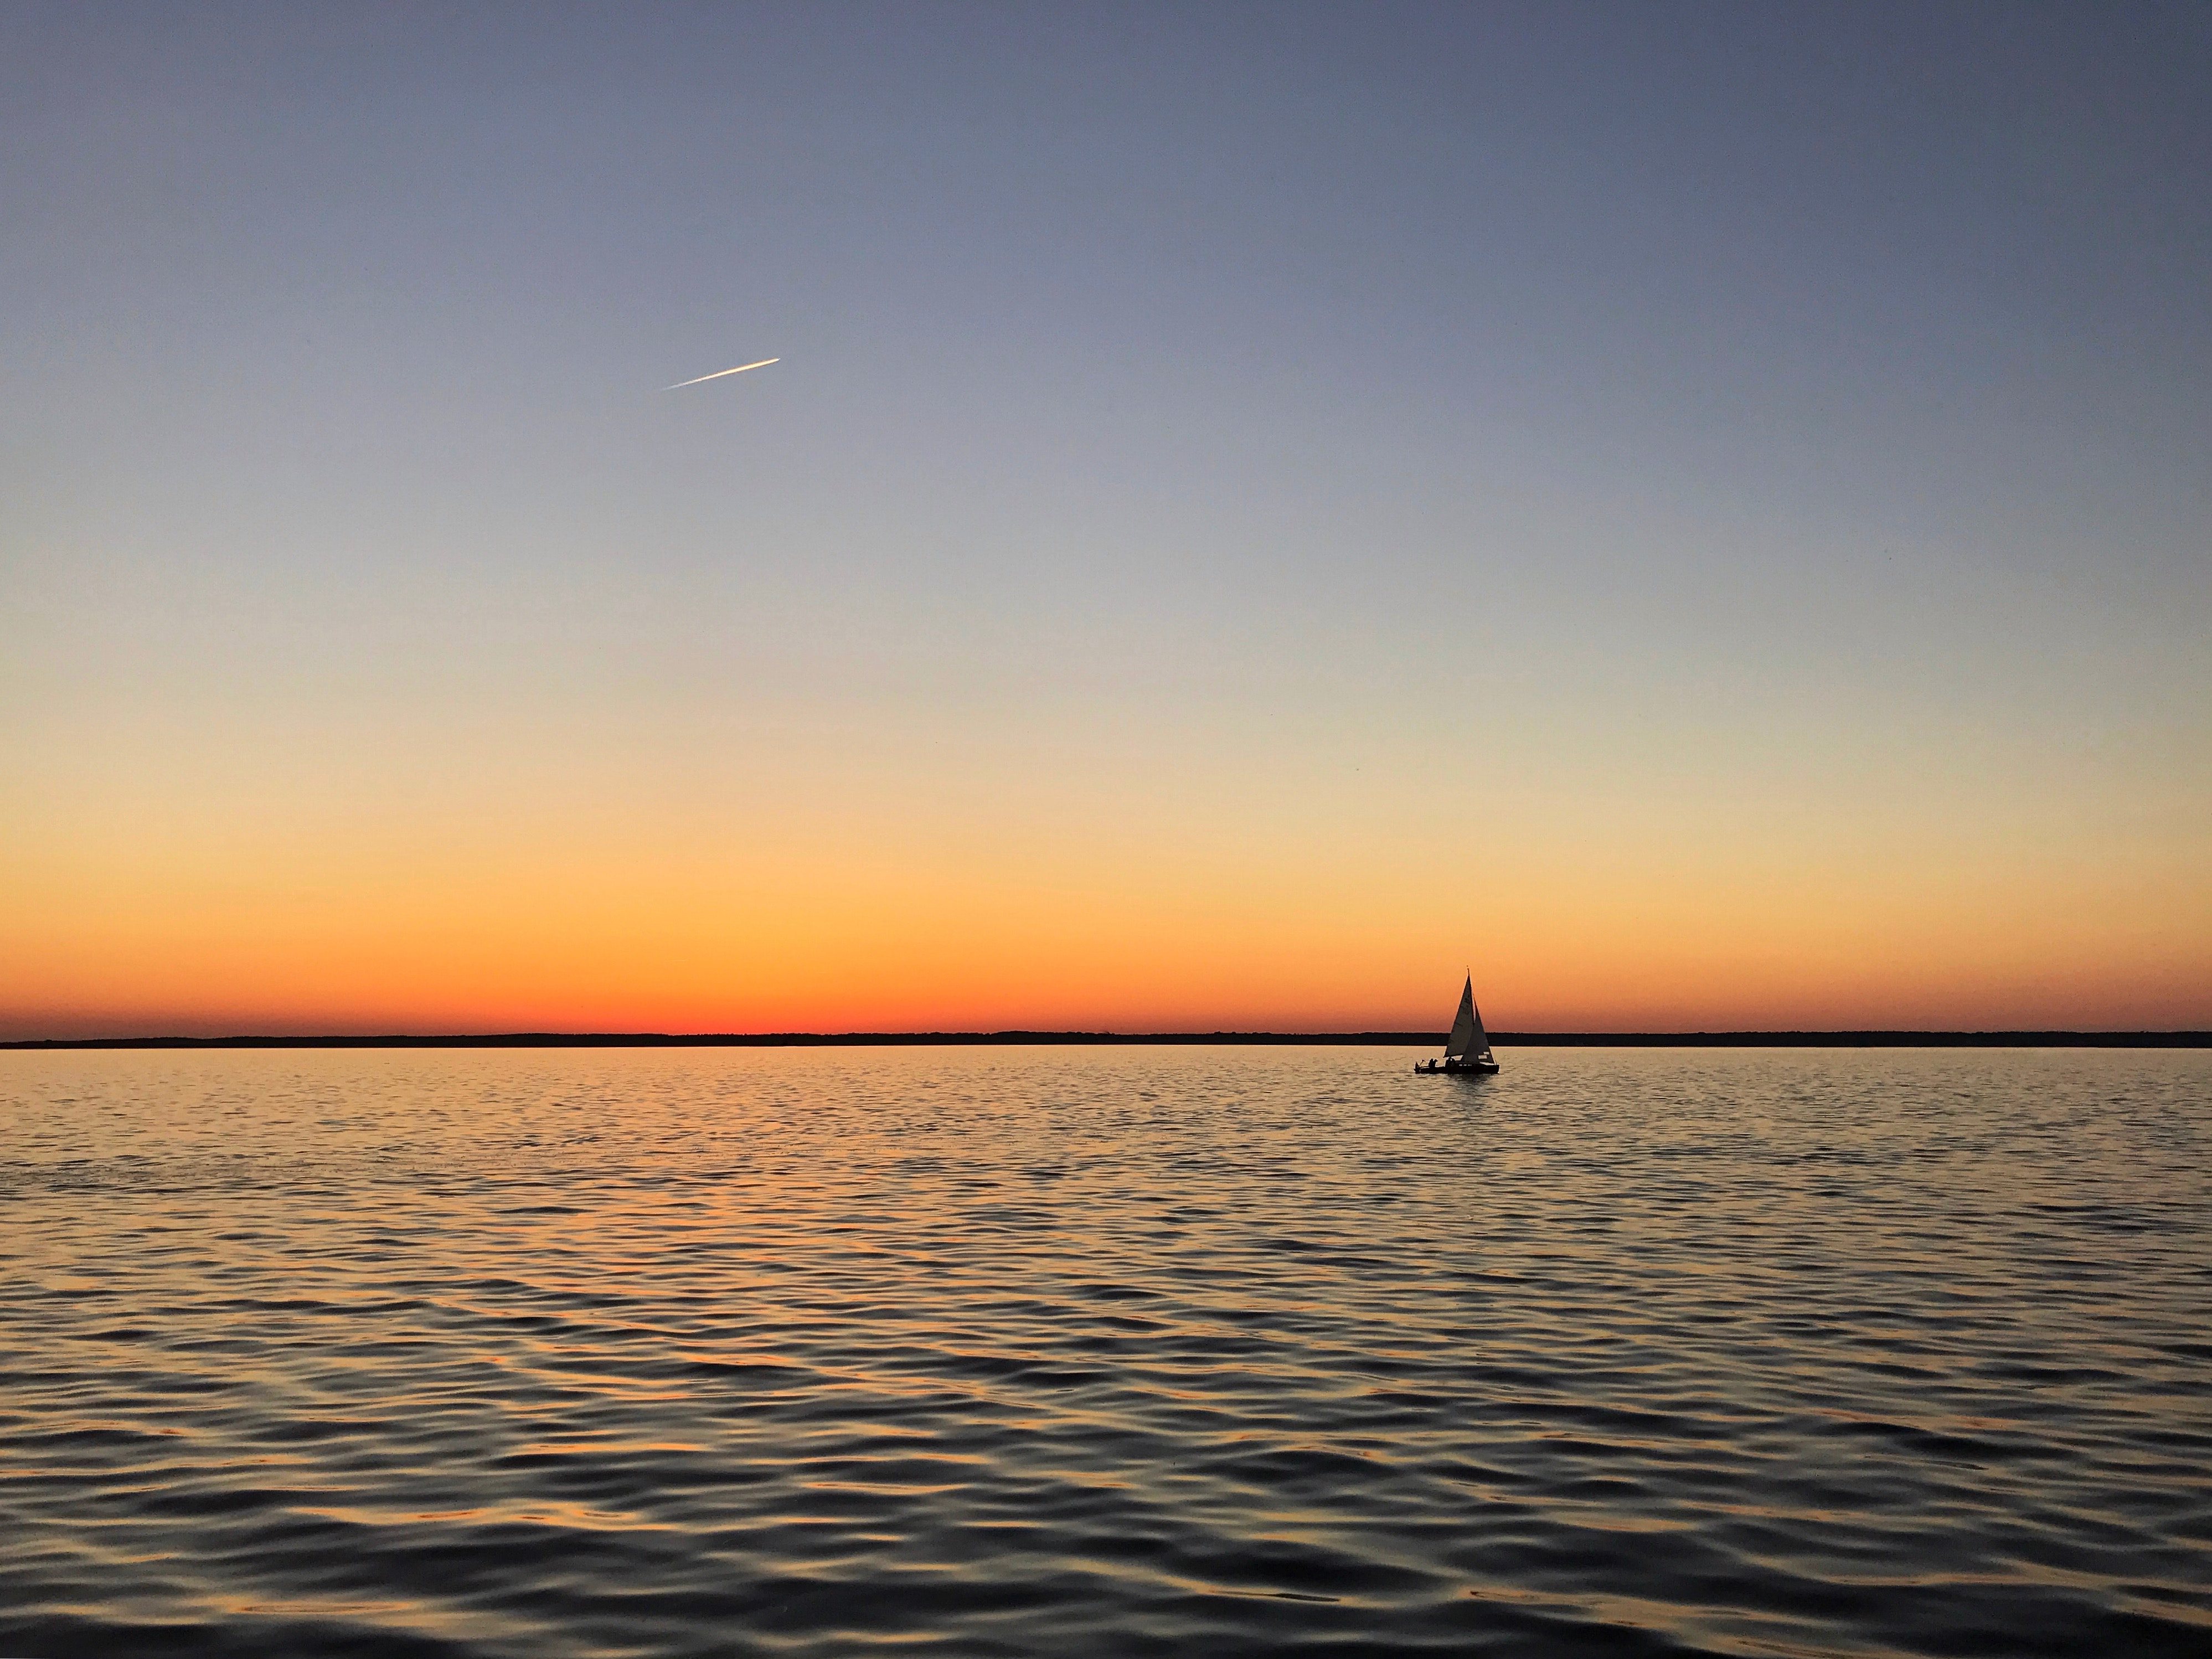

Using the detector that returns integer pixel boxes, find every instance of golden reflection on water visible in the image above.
[1,1045,2207,1657]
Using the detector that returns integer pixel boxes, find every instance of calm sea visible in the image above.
[2,1047,2206,1657]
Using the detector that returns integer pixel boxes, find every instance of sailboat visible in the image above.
[1415,975,1499,1074]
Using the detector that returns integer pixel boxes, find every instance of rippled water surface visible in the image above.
[2,1046,2207,1657]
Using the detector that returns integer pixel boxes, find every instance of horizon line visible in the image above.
[4,1029,2208,1050]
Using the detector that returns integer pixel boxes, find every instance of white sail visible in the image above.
[1445,977,1479,1058]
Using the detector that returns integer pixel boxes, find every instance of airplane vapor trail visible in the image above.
[664,358,780,390]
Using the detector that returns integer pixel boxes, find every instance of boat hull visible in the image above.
[1415,1058,1498,1075]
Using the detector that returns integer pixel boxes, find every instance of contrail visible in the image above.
[664,357,779,390]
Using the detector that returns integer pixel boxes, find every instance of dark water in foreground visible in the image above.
[2,1048,2206,1658]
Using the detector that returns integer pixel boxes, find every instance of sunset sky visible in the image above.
[5,2,2208,1037]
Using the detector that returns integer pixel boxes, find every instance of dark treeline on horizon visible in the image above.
[5,1031,2208,1050]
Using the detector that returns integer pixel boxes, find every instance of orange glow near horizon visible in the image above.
[9,660,2211,1038]
[10,774,2207,1036]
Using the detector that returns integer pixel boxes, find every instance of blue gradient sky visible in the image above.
[4,2,2208,1034]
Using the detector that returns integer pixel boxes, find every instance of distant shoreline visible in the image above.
[4,1031,2207,1050]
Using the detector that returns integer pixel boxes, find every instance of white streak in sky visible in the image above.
[664,358,780,390]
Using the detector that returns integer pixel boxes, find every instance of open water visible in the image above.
[1,1046,2206,1657]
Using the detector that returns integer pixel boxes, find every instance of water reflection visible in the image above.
[1,1047,2206,1656]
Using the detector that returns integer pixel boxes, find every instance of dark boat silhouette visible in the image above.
[1415,975,1499,1074]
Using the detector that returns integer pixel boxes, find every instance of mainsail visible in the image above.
[1445,976,1483,1059]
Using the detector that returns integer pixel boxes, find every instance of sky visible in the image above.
[4,1,2208,1037]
